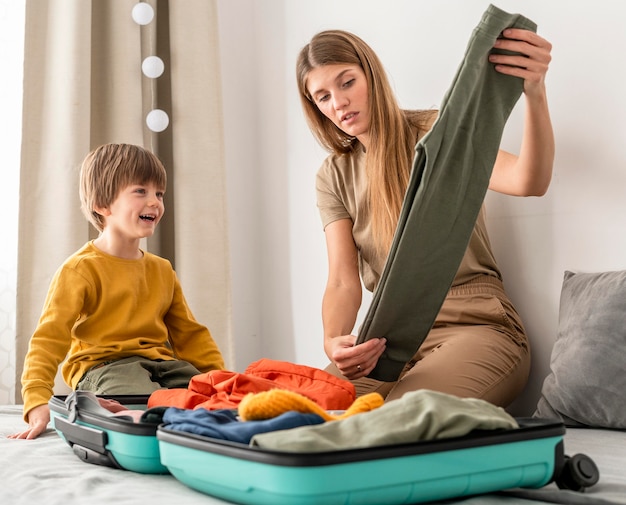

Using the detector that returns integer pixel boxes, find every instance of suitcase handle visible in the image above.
[71,444,121,469]
[54,416,107,453]
[53,416,122,469]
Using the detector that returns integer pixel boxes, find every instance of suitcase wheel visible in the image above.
[556,453,600,492]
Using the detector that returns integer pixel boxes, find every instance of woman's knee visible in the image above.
[384,338,529,407]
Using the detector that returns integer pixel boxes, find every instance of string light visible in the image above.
[131,2,154,25]
[141,56,165,78]
[132,2,169,133]
[146,109,169,133]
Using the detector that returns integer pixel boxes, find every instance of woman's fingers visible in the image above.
[332,337,386,379]
[490,28,552,93]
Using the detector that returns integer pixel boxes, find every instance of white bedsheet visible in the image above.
[455,426,626,505]
[1,404,624,505]
[0,405,225,505]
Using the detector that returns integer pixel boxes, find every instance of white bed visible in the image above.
[1,404,624,505]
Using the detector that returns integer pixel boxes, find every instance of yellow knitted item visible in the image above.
[238,389,384,422]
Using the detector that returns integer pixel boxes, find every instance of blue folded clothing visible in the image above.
[162,407,325,444]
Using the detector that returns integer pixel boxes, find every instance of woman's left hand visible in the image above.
[488,28,555,198]
[489,28,552,98]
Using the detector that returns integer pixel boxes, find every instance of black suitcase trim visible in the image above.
[157,417,565,468]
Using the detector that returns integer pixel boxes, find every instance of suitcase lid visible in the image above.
[50,393,157,435]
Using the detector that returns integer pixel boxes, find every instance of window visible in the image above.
[0,0,25,404]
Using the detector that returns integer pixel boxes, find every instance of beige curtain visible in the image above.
[15,0,233,403]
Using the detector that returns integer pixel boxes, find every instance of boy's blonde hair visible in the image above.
[79,143,167,232]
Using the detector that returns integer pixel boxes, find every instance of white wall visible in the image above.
[218,0,626,415]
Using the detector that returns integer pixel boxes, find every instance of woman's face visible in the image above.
[306,63,371,148]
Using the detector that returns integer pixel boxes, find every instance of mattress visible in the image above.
[1,404,624,505]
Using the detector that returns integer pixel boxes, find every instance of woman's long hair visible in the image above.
[296,30,434,255]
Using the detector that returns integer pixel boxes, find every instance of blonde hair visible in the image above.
[79,143,167,232]
[296,30,436,255]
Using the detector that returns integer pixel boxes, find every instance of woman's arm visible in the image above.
[322,219,386,379]
[488,28,555,197]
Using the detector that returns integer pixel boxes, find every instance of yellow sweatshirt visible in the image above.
[21,241,225,418]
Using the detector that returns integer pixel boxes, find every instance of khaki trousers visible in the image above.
[76,356,201,394]
[327,275,530,408]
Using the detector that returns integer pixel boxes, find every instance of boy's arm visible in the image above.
[20,266,85,431]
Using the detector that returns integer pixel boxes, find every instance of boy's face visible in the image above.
[99,182,165,239]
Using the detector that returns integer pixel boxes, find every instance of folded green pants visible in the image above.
[356,5,537,381]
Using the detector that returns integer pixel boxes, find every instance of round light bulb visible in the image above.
[132,3,154,25]
[142,56,164,78]
[146,109,169,132]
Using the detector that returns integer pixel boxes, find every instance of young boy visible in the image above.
[10,143,225,440]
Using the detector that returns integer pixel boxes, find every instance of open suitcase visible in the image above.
[49,392,599,503]
[156,417,598,505]
[49,393,167,474]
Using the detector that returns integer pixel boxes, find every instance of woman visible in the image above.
[296,26,553,408]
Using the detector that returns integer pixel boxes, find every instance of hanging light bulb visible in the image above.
[132,2,154,25]
[135,3,168,133]
[146,109,169,132]
[142,56,165,78]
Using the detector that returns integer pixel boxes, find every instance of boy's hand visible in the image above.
[8,404,50,440]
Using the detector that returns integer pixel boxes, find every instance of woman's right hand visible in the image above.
[328,335,387,380]
[322,218,387,379]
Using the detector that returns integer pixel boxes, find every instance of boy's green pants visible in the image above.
[357,5,538,381]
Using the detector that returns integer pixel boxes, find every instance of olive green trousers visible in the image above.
[357,5,537,381]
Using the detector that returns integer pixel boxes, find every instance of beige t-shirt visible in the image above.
[315,147,502,293]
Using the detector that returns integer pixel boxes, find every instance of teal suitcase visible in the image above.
[156,417,598,505]
[49,393,167,474]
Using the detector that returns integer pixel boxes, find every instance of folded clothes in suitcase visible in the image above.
[49,392,167,474]
[156,417,598,505]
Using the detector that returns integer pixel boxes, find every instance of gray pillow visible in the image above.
[534,270,626,429]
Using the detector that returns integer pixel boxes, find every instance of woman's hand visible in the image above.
[328,335,387,380]
[488,28,555,197]
[8,404,50,440]
[490,28,552,98]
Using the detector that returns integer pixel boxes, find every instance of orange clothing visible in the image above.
[148,359,356,411]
